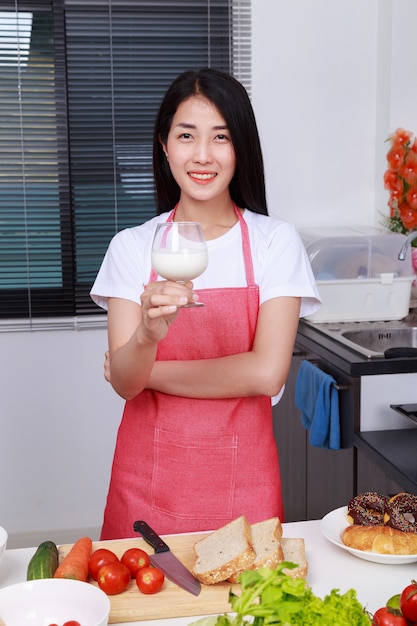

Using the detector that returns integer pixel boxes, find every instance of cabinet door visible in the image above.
[305,355,356,520]
[273,348,356,522]
[273,354,307,521]
[306,445,354,519]
[356,449,405,496]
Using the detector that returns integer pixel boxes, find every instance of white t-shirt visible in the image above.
[91,209,321,317]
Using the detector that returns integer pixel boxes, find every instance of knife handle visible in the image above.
[133,520,170,553]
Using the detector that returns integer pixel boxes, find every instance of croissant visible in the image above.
[342,524,417,555]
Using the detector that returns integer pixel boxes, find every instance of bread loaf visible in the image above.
[192,515,256,584]
[342,524,417,555]
[280,537,308,578]
[227,517,284,583]
[192,516,309,586]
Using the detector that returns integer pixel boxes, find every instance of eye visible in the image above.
[215,133,230,142]
[179,132,192,140]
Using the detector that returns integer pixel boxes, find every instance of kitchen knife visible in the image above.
[133,520,201,596]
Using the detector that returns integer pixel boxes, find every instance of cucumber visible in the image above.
[27,540,59,580]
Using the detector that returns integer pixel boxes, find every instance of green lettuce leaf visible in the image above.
[188,562,371,626]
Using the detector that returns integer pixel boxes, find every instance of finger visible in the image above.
[146,279,191,298]
[147,292,189,309]
[146,304,178,319]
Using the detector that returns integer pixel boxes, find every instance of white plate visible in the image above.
[320,506,417,564]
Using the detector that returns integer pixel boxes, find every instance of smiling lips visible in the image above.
[189,172,217,182]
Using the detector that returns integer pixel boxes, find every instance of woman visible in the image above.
[91,68,320,540]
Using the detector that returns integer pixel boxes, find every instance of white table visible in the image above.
[1,519,416,625]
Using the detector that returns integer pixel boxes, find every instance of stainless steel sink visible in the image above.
[342,327,417,355]
[305,312,417,358]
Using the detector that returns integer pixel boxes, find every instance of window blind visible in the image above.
[0,2,72,318]
[0,0,251,323]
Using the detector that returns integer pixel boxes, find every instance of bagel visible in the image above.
[384,492,417,533]
[347,492,388,526]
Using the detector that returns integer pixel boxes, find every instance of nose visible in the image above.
[192,139,213,164]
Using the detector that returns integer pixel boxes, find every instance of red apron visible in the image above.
[100,208,283,539]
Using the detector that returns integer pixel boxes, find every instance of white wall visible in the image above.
[252,0,379,227]
[252,0,417,229]
[3,0,417,547]
[1,324,124,547]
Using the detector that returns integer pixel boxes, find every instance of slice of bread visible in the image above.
[191,515,256,585]
[227,517,284,582]
[280,537,308,578]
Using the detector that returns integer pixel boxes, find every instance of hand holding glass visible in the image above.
[151,222,208,307]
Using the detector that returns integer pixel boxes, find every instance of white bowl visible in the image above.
[0,578,110,626]
[0,526,7,566]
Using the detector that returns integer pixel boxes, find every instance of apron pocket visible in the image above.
[151,428,238,519]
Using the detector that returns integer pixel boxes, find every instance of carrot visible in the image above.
[54,536,92,582]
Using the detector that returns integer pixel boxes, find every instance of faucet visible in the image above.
[398,230,417,260]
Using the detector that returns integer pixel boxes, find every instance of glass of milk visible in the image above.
[151,222,208,307]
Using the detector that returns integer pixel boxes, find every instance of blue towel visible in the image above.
[295,360,341,450]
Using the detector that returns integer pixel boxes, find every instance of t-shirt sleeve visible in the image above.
[258,222,321,318]
[90,229,148,310]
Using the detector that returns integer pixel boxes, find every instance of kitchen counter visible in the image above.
[1,519,416,624]
[295,313,417,494]
[297,312,417,377]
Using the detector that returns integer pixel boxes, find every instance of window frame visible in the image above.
[0,0,251,326]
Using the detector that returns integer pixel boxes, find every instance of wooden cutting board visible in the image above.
[59,535,235,624]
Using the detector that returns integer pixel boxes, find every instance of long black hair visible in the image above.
[153,68,268,216]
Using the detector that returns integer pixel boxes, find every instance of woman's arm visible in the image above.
[147,296,301,399]
[106,279,197,399]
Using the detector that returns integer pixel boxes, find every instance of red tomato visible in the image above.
[372,607,408,626]
[401,582,417,622]
[136,566,164,594]
[63,622,81,626]
[89,547,119,580]
[97,561,131,595]
[121,547,150,578]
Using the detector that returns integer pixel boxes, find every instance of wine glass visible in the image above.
[151,222,208,307]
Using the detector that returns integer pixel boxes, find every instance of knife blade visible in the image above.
[133,520,201,596]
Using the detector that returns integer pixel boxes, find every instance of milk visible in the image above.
[151,249,208,281]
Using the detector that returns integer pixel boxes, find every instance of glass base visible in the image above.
[183,301,204,308]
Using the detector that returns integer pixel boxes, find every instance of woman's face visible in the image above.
[161,95,236,206]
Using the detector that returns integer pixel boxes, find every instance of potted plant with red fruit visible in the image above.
[383,127,417,291]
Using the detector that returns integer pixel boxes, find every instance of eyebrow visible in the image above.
[174,122,229,131]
